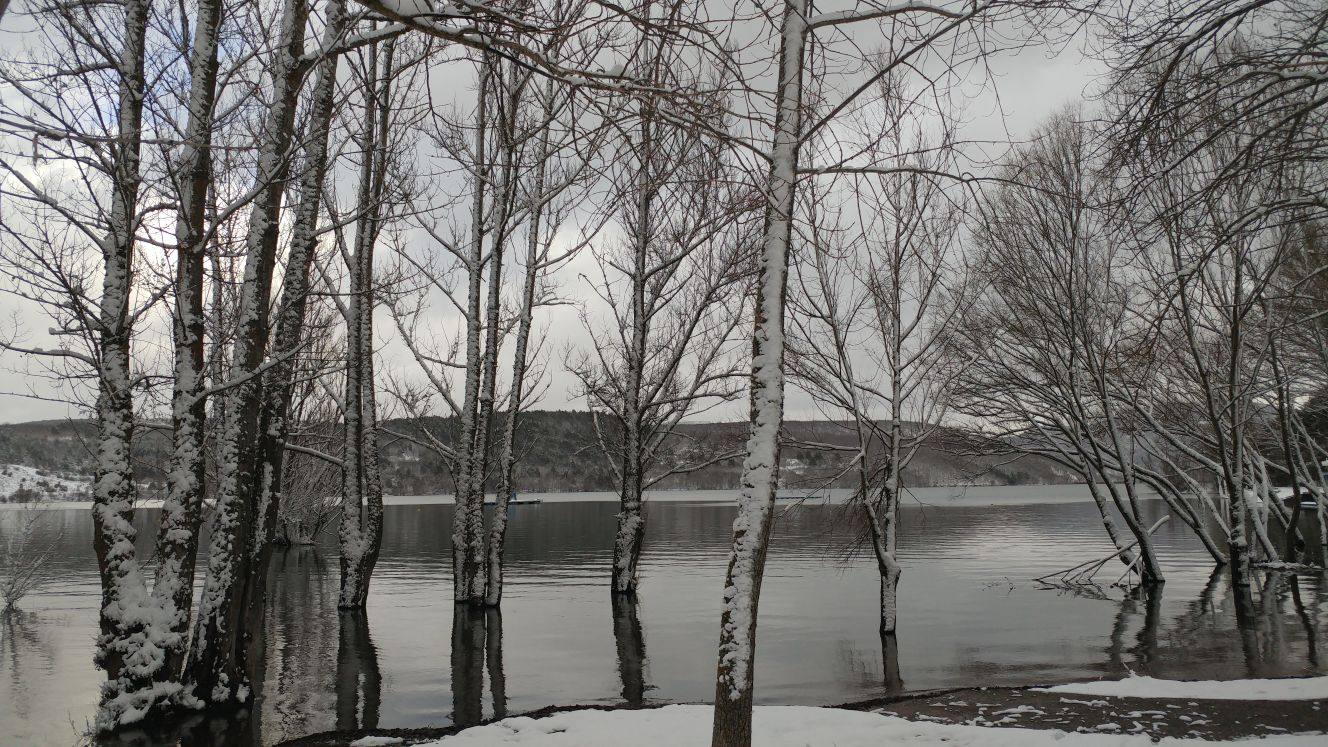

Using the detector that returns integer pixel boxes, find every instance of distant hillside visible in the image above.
[0,412,1079,500]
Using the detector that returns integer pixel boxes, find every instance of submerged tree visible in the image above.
[709,0,1034,741]
[570,10,752,593]
[788,83,971,633]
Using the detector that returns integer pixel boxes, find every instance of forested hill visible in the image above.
[0,412,1079,499]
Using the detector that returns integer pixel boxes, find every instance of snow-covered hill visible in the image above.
[0,463,92,502]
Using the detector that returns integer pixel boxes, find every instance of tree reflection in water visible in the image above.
[486,607,507,719]
[612,595,650,705]
[450,604,508,727]
[337,609,382,731]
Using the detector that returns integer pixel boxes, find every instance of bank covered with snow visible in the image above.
[419,704,1326,746]
[1036,675,1328,701]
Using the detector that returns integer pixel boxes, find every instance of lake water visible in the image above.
[2,486,1325,746]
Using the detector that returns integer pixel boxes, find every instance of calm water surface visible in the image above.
[2,486,1325,746]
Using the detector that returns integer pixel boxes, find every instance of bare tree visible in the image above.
[953,113,1174,585]
[0,505,60,615]
[788,81,970,633]
[386,2,610,605]
[339,29,411,608]
[570,3,752,594]
[708,0,1047,741]
[1098,2,1328,579]
[188,0,315,704]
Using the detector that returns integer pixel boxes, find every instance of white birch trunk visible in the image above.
[712,2,807,744]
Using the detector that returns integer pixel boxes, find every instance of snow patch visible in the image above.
[419,704,1326,745]
[1037,675,1328,701]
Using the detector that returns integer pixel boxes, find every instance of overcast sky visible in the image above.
[0,4,1103,425]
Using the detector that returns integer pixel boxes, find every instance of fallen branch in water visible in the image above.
[1035,516,1169,590]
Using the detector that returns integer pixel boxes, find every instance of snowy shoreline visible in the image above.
[390,703,1328,746]
[285,676,1328,747]
[1035,675,1328,700]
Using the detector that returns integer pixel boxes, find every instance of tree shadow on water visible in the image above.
[337,609,382,732]
[612,595,651,705]
[450,604,507,728]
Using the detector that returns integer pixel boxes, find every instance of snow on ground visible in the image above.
[0,463,91,501]
[421,704,1325,746]
[1036,675,1328,701]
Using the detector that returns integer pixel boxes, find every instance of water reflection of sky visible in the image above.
[1,490,1324,746]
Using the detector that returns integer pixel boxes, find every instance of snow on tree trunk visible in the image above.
[340,36,392,608]
[242,3,351,677]
[254,0,347,566]
[188,0,309,705]
[711,2,807,745]
[870,483,903,635]
[452,54,494,605]
[611,27,665,595]
[153,0,224,687]
[91,0,189,730]
[484,170,543,607]
[613,101,651,596]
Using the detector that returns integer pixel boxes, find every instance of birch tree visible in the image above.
[708,0,1039,741]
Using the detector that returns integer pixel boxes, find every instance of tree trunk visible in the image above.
[341,36,392,608]
[881,631,904,692]
[613,439,647,594]
[90,0,159,730]
[452,54,494,604]
[255,0,348,576]
[711,2,807,744]
[188,0,309,704]
[484,148,545,606]
[154,0,224,685]
[466,72,516,605]
[613,39,658,596]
